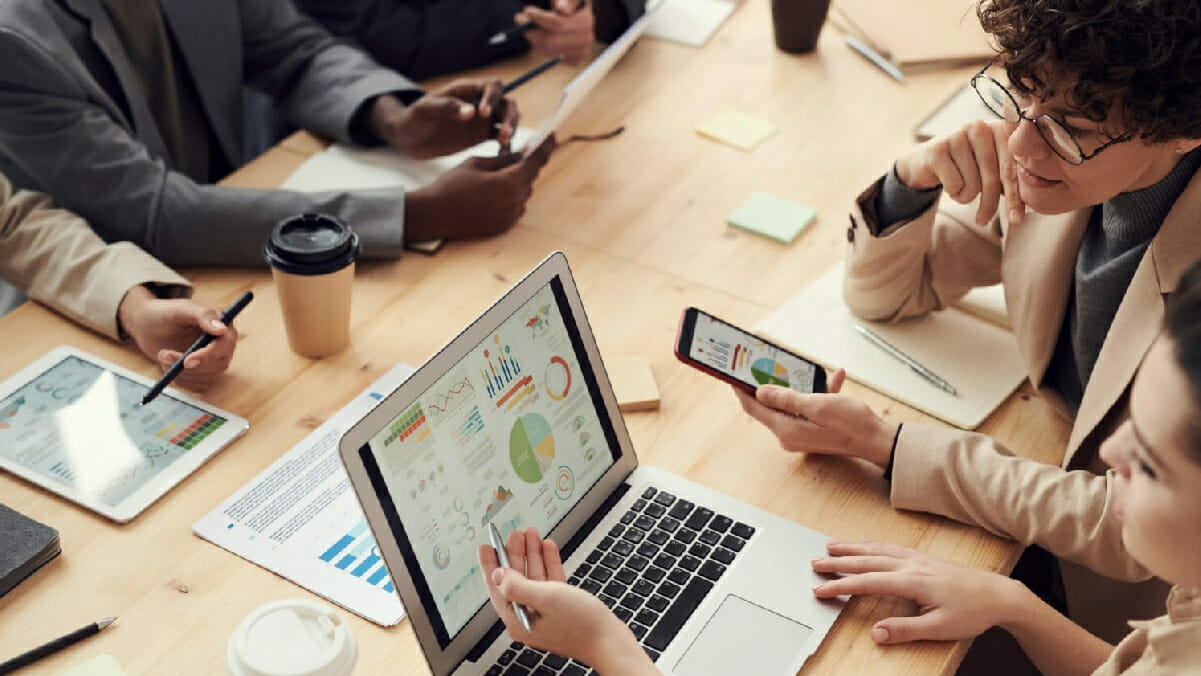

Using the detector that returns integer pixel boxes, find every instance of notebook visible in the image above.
[914,82,996,141]
[833,0,992,69]
[755,263,1025,429]
[645,0,737,47]
[0,503,61,596]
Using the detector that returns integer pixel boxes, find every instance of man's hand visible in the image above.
[403,136,556,242]
[733,369,899,470]
[118,286,237,391]
[519,0,596,66]
[370,82,519,159]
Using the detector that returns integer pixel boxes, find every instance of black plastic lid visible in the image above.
[263,213,360,276]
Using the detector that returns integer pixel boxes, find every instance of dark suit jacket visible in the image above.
[292,0,647,81]
[0,0,424,266]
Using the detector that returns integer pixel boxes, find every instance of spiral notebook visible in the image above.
[755,263,1025,429]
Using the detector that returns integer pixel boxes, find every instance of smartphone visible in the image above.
[674,307,826,394]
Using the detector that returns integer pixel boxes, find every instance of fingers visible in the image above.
[507,527,528,574]
[812,570,916,600]
[479,543,501,577]
[520,6,568,31]
[995,124,1025,225]
[477,79,503,120]
[966,122,1002,226]
[416,92,476,122]
[811,554,903,576]
[463,153,523,172]
[945,133,981,204]
[524,527,547,581]
[755,385,827,419]
[825,540,922,560]
[873,612,950,644]
[827,368,846,393]
[543,539,567,583]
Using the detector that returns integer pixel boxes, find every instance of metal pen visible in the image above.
[853,324,958,396]
[488,522,533,632]
[844,35,906,84]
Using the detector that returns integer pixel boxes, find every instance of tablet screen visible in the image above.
[0,355,229,507]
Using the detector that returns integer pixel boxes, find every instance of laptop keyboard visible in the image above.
[484,485,757,675]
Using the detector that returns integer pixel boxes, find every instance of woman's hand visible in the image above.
[811,541,1025,644]
[478,528,658,675]
[118,286,237,391]
[734,369,898,470]
[894,119,1025,226]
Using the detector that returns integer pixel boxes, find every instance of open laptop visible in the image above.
[339,253,843,676]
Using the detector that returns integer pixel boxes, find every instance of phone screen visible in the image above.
[687,312,818,393]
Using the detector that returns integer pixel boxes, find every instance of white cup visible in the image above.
[227,599,357,676]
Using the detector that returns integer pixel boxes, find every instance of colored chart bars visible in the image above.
[318,519,395,593]
[480,339,522,399]
[381,402,429,447]
[155,414,226,450]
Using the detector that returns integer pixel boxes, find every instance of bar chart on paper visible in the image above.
[318,519,396,594]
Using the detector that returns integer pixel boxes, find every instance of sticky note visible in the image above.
[696,110,778,151]
[727,192,817,243]
[607,356,661,412]
[58,653,128,676]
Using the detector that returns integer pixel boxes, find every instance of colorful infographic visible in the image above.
[369,282,616,638]
[689,313,817,393]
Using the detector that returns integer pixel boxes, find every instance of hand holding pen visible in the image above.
[492,0,594,66]
[141,291,252,404]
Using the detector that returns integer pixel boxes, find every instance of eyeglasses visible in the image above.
[970,61,1129,165]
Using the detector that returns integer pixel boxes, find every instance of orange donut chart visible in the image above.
[545,356,572,401]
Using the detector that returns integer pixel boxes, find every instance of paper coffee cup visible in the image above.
[227,599,357,676]
[264,214,360,358]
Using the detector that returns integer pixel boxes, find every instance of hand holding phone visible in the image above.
[674,308,826,394]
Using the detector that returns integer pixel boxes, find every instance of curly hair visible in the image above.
[977,0,1201,142]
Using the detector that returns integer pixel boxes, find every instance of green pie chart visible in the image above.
[510,413,555,483]
[751,358,790,387]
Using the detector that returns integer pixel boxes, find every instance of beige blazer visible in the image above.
[0,174,189,338]
[1092,587,1201,676]
[845,168,1201,470]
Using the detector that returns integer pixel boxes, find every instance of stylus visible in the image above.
[0,617,115,674]
[488,522,533,632]
[488,1,586,46]
[140,291,254,406]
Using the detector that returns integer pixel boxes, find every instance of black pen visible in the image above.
[501,56,563,95]
[488,0,586,45]
[141,291,253,405]
[0,617,116,674]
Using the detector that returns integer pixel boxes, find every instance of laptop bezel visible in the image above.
[339,251,640,676]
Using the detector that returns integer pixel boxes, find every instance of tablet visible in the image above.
[0,346,249,522]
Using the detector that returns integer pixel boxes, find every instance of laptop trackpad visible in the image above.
[673,595,813,676]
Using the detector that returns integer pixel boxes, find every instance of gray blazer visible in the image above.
[0,0,424,266]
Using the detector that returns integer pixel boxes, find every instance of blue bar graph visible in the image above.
[384,582,394,593]
[367,566,389,585]
[316,520,394,594]
[352,551,380,577]
[319,535,354,563]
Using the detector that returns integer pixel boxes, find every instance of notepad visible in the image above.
[0,502,60,597]
[755,264,1025,429]
[645,0,738,47]
[58,654,128,676]
[914,82,996,141]
[281,128,539,255]
[728,193,817,243]
[834,0,991,69]
[696,111,777,151]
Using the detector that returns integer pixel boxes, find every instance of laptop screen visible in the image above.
[361,276,622,644]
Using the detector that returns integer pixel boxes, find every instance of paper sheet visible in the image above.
[193,364,414,626]
[58,654,127,676]
[755,264,1025,429]
[914,82,996,141]
[645,0,737,47]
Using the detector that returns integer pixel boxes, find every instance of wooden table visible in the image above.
[0,1,1071,673]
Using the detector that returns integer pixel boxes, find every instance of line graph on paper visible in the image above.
[425,371,475,426]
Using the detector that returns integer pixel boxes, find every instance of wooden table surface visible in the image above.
[0,1,1070,673]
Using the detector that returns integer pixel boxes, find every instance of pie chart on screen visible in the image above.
[751,358,789,387]
[510,413,555,483]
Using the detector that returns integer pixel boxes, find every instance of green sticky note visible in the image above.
[727,192,817,243]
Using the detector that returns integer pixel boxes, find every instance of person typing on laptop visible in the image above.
[479,257,1201,675]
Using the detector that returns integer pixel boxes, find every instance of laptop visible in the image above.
[339,253,843,676]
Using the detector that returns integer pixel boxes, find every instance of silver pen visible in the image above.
[853,324,958,396]
[488,522,533,632]
[844,35,906,84]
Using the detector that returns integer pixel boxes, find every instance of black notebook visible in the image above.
[0,503,60,597]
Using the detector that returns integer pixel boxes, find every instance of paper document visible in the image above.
[525,0,664,151]
[193,364,414,626]
[645,0,737,47]
[755,264,1024,429]
[915,82,996,141]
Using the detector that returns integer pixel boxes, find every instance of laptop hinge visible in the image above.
[463,480,632,663]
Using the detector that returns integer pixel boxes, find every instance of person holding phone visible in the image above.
[741,0,1201,647]
[477,257,1201,674]
[0,174,236,390]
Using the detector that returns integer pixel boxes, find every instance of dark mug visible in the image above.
[771,0,831,54]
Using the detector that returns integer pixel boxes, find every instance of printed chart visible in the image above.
[317,519,396,592]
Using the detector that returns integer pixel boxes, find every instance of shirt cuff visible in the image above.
[872,164,940,233]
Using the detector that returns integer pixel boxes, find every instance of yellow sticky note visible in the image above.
[696,110,778,151]
[607,356,661,412]
[58,654,128,676]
